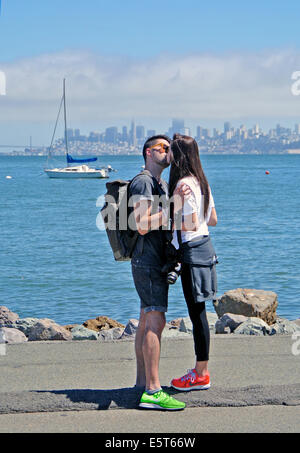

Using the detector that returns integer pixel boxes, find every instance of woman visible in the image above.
[169,134,218,391]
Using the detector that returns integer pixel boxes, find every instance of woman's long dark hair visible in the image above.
[169,134,210,218]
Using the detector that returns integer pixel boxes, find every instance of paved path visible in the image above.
[0,335,300,432]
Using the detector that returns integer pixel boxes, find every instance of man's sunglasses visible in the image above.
[149,142,170,153]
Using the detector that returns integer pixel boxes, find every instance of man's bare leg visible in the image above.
[142,311,166,391]
[135,309,146,388]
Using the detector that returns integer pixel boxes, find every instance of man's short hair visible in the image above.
[142,135,171,161]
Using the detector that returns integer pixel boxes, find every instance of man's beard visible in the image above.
[157,156,170,169]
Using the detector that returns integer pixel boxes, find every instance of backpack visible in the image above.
[101,170,151,261]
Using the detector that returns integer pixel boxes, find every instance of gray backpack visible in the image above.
[101,171,150,261]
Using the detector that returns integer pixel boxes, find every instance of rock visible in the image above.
[27,319,72,341]
[233,317,271,336]
[99,327,124,342]
[120,319,139,339]
[168,318,182,329]
[207,312,219,331]
[269,318,300,336]
[71,325,99,341]
[215,313,248,334]
[83,316,125,333]
[179,313,218,334]
[163,323,190,338]
[293,319,300,328]
[0,327,28,344]
[10,318,40,336]
[213,289,278,325]
[64,324,80,332]
[0,306,19,326]
[179,317,193,334]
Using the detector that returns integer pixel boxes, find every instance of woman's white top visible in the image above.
[172,176,215,249]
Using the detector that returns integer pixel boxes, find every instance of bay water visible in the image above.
[1,154,299,326]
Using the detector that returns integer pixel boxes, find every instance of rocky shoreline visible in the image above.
[1,288,300,344]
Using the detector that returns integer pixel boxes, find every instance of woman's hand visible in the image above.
[173,183,191,201]
[173,183,191,215]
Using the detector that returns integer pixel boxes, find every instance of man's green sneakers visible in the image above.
[139,390,185,411]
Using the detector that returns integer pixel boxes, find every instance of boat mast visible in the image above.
[63,79,69,167]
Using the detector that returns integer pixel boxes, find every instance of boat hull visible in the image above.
[44,169,108,179]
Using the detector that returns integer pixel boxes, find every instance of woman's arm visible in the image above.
[207,207,217,226]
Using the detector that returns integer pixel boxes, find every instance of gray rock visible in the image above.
[0,328,6,343]
[269,318,300,336]
[292,318,300,328]
[215,320,229,334]
[207,312,219,330]
[0,327,28,344]
[179,313,218,334]
[71,325,99,341]
[215,313,248,334]
[27,318,72,341]
[10,318,40,336]
[214,289,278,325]
[163,323,190,338]
[0,306,19,326]
[179,317,193,334]
[99,327,124,342]
[120,319,139,339]
[233,317,271,336]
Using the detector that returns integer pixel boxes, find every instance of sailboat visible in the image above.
[44,80,109,179]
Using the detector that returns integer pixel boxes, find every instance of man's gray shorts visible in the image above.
[131,264,168,313]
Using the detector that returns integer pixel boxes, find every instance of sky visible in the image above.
[1,0,300,145]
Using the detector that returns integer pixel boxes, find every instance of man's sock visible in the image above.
[146,387,162,395]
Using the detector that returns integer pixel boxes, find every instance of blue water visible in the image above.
[1,154,299,325]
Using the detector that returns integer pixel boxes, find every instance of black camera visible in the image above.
[162,238,182,285]
[166,263,182,285]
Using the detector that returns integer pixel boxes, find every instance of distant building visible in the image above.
[122,126,128,142]
[130,120,137,146]
[295,124,300,135]
[224,122,231,133]
[67,128,74,140]
[105,127,118,144]
[136,125,145,140]
[168,118,185,137]
[74,129,80,139]
[196,126,203,140]
[147,130,156,138]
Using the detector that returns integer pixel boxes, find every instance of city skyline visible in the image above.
[5,118,300,156]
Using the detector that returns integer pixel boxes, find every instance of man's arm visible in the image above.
[133,200,167,236]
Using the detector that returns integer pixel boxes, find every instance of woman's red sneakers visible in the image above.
[171,369,211,391]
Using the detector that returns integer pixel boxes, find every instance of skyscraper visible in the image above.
[196,126,203,140]
[136,125,145,141]
[105,127,118,144]
[130,120,137,147]
[122,126,128,142]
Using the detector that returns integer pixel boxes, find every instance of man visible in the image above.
[129,135,186,411]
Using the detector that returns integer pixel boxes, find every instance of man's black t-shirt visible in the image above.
[129,172,168,268]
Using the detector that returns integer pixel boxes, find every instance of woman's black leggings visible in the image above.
[180,263,210,362]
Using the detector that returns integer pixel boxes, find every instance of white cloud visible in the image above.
[1,49,300,125]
